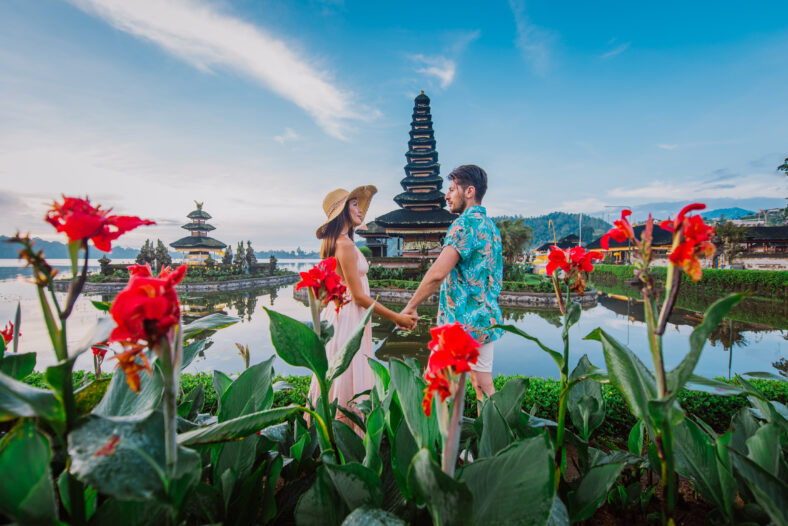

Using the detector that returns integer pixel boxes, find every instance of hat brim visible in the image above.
[316,185,378,239]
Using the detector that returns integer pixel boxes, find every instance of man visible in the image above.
[402,164,503,405]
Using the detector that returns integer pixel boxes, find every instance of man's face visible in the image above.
[446,181,469,214]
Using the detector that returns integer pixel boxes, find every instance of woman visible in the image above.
[308,185,418,422]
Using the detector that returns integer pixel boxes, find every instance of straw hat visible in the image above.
[316,185,378,238]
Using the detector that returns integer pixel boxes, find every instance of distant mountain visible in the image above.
[700,207,755,220]
[0,235,145,259]
[254,248,320,260]
[492,212,612,249]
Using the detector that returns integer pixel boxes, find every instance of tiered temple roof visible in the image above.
[375,91,456,231]
[170,201,227,265]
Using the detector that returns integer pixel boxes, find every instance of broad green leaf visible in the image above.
[546,495,570,526]
[368,358,391,402]
[325,462,384,511]
[586,328,656,426]
[674,419,737,522]
[91,300,111,312]
[390,420,418,500]
[0,420,58,523]
[389,358,439,451]
[567,354,607,383]
[745,423,781,477]
[562,300,582,339]
[335,420,365,464]
[667,294,743,394]
[628,420,645,456]
[58,469,97,521]
[478,397,513,458]
[212,370,233,404]
[684,374,744,396]
[295,465,343,526]
[261,454,284,524]
[327,304,374,382]
[182,313,239,340]
[409,448,473,526]
[180,383,204,421]
[744,371,787,383]
[92,361,163,417]
[567,461,626,522]
[265,308,328,378]
[730,408,761,455]
[181,340,208,371]
[12,301,20,354]
[74,377,111,414]
[647,397,684,430]
[489,377,529,430]
[363,407,385,474]
[0,352,35,380]
[730,448,788,526]
[69,410,168,500]
[89,498,169,526]
[569,357,606,442]
[458,433,556,526]
[495,324,564,370]
[0,370,64,422]
[177,406,297,446]
[218,356,275,421]
[341,507,407,526]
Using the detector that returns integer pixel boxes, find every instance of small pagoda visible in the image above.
[369,91,456,257]
[170,201,227,265]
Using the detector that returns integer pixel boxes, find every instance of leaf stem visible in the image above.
[442,371,467,476]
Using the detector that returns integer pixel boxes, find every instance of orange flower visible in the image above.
[113,345,152,393]
[422,369,451,416]
[660,204,715,282]
[46,196,155,252]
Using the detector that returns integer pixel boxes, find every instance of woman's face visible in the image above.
[348,198,363,228]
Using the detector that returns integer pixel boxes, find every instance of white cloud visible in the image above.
[658,144,679,150]
[508,0,554,73]
[411,54,456,89]
[556,197,607,214]
[68,0,371,139]
[601,41,630,59]
[274,128,299,144]
[609,173,788,201]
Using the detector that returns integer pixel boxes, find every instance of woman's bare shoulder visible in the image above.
[335,236,355,250]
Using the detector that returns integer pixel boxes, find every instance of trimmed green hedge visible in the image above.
[592,264,787,300]
[369,277,567,294]
[25,371,787,441]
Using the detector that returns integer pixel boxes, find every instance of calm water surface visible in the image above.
[0,259,785,379]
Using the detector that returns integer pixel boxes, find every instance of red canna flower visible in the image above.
[427,322,481,373]
[601,209,636,250]
[546,246,603,294]
[295,257,349,312]
[1,322,17,344]
[570,246,604,273]
[659,204,715,282]
[546,246,571,276]
[109,263,186,347]
[46,196,155,252]
[422,369,452,417]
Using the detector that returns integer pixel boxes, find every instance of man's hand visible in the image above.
[396,306,419,330]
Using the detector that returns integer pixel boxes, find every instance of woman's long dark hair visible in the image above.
[319,202,354,259]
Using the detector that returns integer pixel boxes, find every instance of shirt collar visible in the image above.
[462,205,486,217]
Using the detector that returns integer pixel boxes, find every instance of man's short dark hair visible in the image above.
[447,164,487,202]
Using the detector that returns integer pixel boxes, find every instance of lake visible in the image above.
[0,259,785,380]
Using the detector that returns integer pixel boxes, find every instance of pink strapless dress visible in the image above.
[308,245,374,423]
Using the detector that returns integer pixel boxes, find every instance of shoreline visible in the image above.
[52,273,299,293]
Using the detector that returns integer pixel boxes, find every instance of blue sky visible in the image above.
[1,0,787,250]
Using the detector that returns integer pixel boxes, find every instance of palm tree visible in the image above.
[496,217,533,263]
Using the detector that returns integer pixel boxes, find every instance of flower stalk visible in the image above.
[442,371,467,476]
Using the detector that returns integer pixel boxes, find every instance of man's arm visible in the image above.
[402,245,460,314]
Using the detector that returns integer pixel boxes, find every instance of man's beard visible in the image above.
[448,194,466,214]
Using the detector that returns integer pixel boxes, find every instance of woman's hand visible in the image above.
[395,311,418,331]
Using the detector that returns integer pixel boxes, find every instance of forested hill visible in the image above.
[0,235,141,259]
[492,212,612,249]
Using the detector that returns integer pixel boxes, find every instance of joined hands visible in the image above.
[395,305,418,331]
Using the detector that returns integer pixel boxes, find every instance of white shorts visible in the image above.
[471,342,494,373]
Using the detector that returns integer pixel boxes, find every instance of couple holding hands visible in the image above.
[308,165,503,421]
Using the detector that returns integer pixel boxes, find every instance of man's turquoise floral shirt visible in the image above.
[438,205,503,343]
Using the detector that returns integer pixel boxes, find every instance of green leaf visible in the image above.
[389,359,439,451]
[730,408,762,455]
[546,495,570,526]
[68,239,81,277]
[586,328,657,426]
[568,356,606,442]
[91,300,111,312]
[89,497,169,525]
[58,469,97,521]
[478,397,513,458]
[182,312,239,340]
[363,407,385,474]
[0,370,64,422]
[684,375,745,396]
[496,324,564,370]
[409,448,474,526]
[181,340,208,371]
[12,301,20,354]
[74,377,111,414]
[730,448,788,526]
[0,420,58,523]
[389,420,418,500]
[327,304,374,382]
[744,371,788,383]
[488,377,529,430]
[341,507,407,526]
[212,370,233,404]
[180,383,204,421]
[92,361,163,417]
[334,420,366,464]
[178,406,297,447]
[296,465,343,526]
[628,420,645,456]
[458,433,556,526]
[0,352,35,380]
[562,300,582,339]
[667,294,743,394]
[265,307,328,378]
[325,462,384,511]
[368,358,390,401]
[673,419,737,522]
[218,356,275,421]
[745,423,781,477]
[567,461,626,522]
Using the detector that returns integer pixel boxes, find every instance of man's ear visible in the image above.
[465,185,476,202]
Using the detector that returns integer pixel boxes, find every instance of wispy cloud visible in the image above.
[601,41,630,59]
[274,128,299,144]
[508,0,554,73]
[609,173,787,201]
[68,0,371,139]
[411,54,456,89]
[657,144,679,150]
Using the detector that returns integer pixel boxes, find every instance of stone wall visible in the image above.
[53,274,299,294]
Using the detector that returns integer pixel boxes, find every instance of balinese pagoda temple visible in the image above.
[170,201,227,265]
[365,91,456,257]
